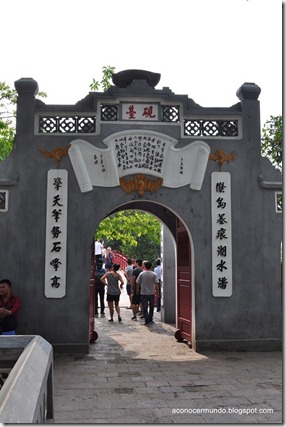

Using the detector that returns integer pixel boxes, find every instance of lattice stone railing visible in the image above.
[101,105,118,121]
[184,119,239,137]
[38,111,239,137]
[39,116,96,133]
[161,106,180,122]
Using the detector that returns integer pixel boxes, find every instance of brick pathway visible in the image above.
[53,290,282,423]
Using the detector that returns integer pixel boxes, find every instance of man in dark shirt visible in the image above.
[130,259,143,320]
[94,261,106,318]
[136,261,159,325]
[0,279,20,333]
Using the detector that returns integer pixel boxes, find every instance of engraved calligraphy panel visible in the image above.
[211,172,232,297]
[68,131,210,192]
[114,134,166,175]
[121,103,159,121]
[45,169,68,298]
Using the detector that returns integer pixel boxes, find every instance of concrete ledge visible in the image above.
[0,335,54,423]
[257,175,282,189]
[195,338,282,352]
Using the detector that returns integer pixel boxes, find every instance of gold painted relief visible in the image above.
[120,174,163,197]
[39,144,71,168]
[209,149,236,172]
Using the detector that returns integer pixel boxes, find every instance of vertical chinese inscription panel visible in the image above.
[211,172,233,297]
[45,169,68,298]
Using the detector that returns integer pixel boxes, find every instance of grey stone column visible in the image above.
[14,78,38,143]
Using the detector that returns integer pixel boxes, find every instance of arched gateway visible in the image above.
[0,70,282,353]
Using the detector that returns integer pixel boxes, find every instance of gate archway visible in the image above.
[90,201,195,349]
[0,70,281,353]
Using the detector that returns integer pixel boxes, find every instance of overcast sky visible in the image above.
[2,0,282,128]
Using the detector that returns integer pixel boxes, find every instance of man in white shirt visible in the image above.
[95,239,103,266]
[136,261,158,325]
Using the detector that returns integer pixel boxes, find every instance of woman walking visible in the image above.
[100,264,124,322]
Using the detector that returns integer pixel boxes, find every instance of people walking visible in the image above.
[94,260,106,318]
[130,259,143,321]
[100,264,124,322]
[104,247,114,269]
[136,261,159,326]
[95,239,103,266]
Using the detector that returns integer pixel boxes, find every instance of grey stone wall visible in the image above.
[0,75,282,353]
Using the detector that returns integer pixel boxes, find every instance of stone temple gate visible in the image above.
[0,69,282,353]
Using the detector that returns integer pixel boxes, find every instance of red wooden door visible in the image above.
[175,219,192,343]
[90,240,98,343]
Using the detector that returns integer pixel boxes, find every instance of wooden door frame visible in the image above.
[92,203,195,348]
[175,218,195,349]
[89,239,98,343]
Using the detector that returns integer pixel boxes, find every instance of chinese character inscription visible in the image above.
[114,135,166,175]
[212,172,232,297]
[45,170,68,298]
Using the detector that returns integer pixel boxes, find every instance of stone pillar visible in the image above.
[236,82,261,144]
[14,78,38,143]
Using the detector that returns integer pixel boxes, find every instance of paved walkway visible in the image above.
[53,290,282,424]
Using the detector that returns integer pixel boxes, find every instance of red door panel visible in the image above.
[176,219,192,343]
[90,240,98,343]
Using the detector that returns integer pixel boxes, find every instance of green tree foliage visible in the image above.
[0,81,46,161]
[261,115,282,172]
[0,82,17,161]
[89,65,116,92]
[95,210,161,263]
[1,64,115,161]
[0,121,14,161]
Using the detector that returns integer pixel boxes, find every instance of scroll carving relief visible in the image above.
[68,131,210,193]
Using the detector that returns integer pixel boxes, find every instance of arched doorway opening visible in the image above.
[89,201,195,350]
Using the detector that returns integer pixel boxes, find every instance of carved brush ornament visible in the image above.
[39,144,71,168]
[209,149,236,172]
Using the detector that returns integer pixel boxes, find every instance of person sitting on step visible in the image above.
[0,279,21,334]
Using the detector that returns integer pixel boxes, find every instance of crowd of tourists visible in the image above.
[94,240,162,326]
